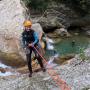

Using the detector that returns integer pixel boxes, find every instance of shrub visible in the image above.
[22,0,50,12]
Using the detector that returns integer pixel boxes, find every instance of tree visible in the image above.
[22,0,50,12]
[22,0,90,15]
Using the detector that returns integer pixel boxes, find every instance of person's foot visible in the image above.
[29,73,32,77]
[42,68,46,72]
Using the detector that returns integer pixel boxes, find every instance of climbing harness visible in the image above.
[33,46,71,90]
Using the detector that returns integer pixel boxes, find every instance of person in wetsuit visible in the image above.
[22,20,46,77]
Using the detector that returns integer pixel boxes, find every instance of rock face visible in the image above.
[54,28,71,37]
[0,0,26,66]
[31,23,44,40]
[31,3,90,33]
[0,0,45,66]
[0,57,90,90]
[37,4,78,31]
[0,0,25,36]
[0,0,25,52]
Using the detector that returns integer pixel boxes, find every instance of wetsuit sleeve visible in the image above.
[33,32,39,45]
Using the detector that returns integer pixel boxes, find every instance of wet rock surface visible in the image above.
[54,59,90,90]
[0,56,90,90]
[0,71,59,90]
[0,52,26,68]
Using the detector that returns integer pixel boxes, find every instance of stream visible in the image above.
[0,62,16,76]
[46,33,90,57]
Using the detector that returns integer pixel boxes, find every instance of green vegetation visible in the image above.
[79,48,88,61]
[22,0,90,15]
[22,0,50,12]
[79,47,90,62]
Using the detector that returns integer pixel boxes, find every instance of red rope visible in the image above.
[33,46,71,90]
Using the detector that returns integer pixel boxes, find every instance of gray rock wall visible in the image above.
[0,0,25,53]
[0,0,44,66]
[0,0,26,65]
[35,3,90,33]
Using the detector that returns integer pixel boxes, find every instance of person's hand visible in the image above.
[28,43,34,47]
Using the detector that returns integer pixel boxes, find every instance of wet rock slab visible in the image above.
[0,56,90,90]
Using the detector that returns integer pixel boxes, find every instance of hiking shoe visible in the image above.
[29,73,32,77]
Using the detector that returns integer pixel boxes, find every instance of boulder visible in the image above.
[31,23,44,40]
[37,4,78,32]
[54,54,75,64]
[0,0,26,67]
[54,28,71,37]
[35,3,90,33]
[0,67,6,73]
[0,0,25,52]
[0,52,26,67]
[38,17,63,33]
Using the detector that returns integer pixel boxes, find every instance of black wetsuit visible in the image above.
[22,29,45,74]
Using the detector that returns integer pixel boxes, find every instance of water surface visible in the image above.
[54,35,90,56]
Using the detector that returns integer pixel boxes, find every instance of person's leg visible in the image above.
[26,48,33,77]
[33,46,46,72]
[37,56,46,72]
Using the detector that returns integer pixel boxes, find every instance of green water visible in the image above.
[54,35,90,56]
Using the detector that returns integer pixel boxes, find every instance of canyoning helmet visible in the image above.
[23,20,32,27]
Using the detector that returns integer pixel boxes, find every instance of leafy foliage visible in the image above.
[22,0,90,15]
[54,0,90,16]
[79,48,88,61]
[22,0,50,12]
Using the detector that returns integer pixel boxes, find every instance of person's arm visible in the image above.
[33,32,39,45]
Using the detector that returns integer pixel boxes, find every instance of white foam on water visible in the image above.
[47,38,54,44]
[47,44,54,50]
[46,38,54,50]
[0,62,18,76]
[48,57,54,65]
[0,62,10,68]
[54,53,59,58]
[46,54,58,69]
[45,38,59,68]
[0,72,14,76]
